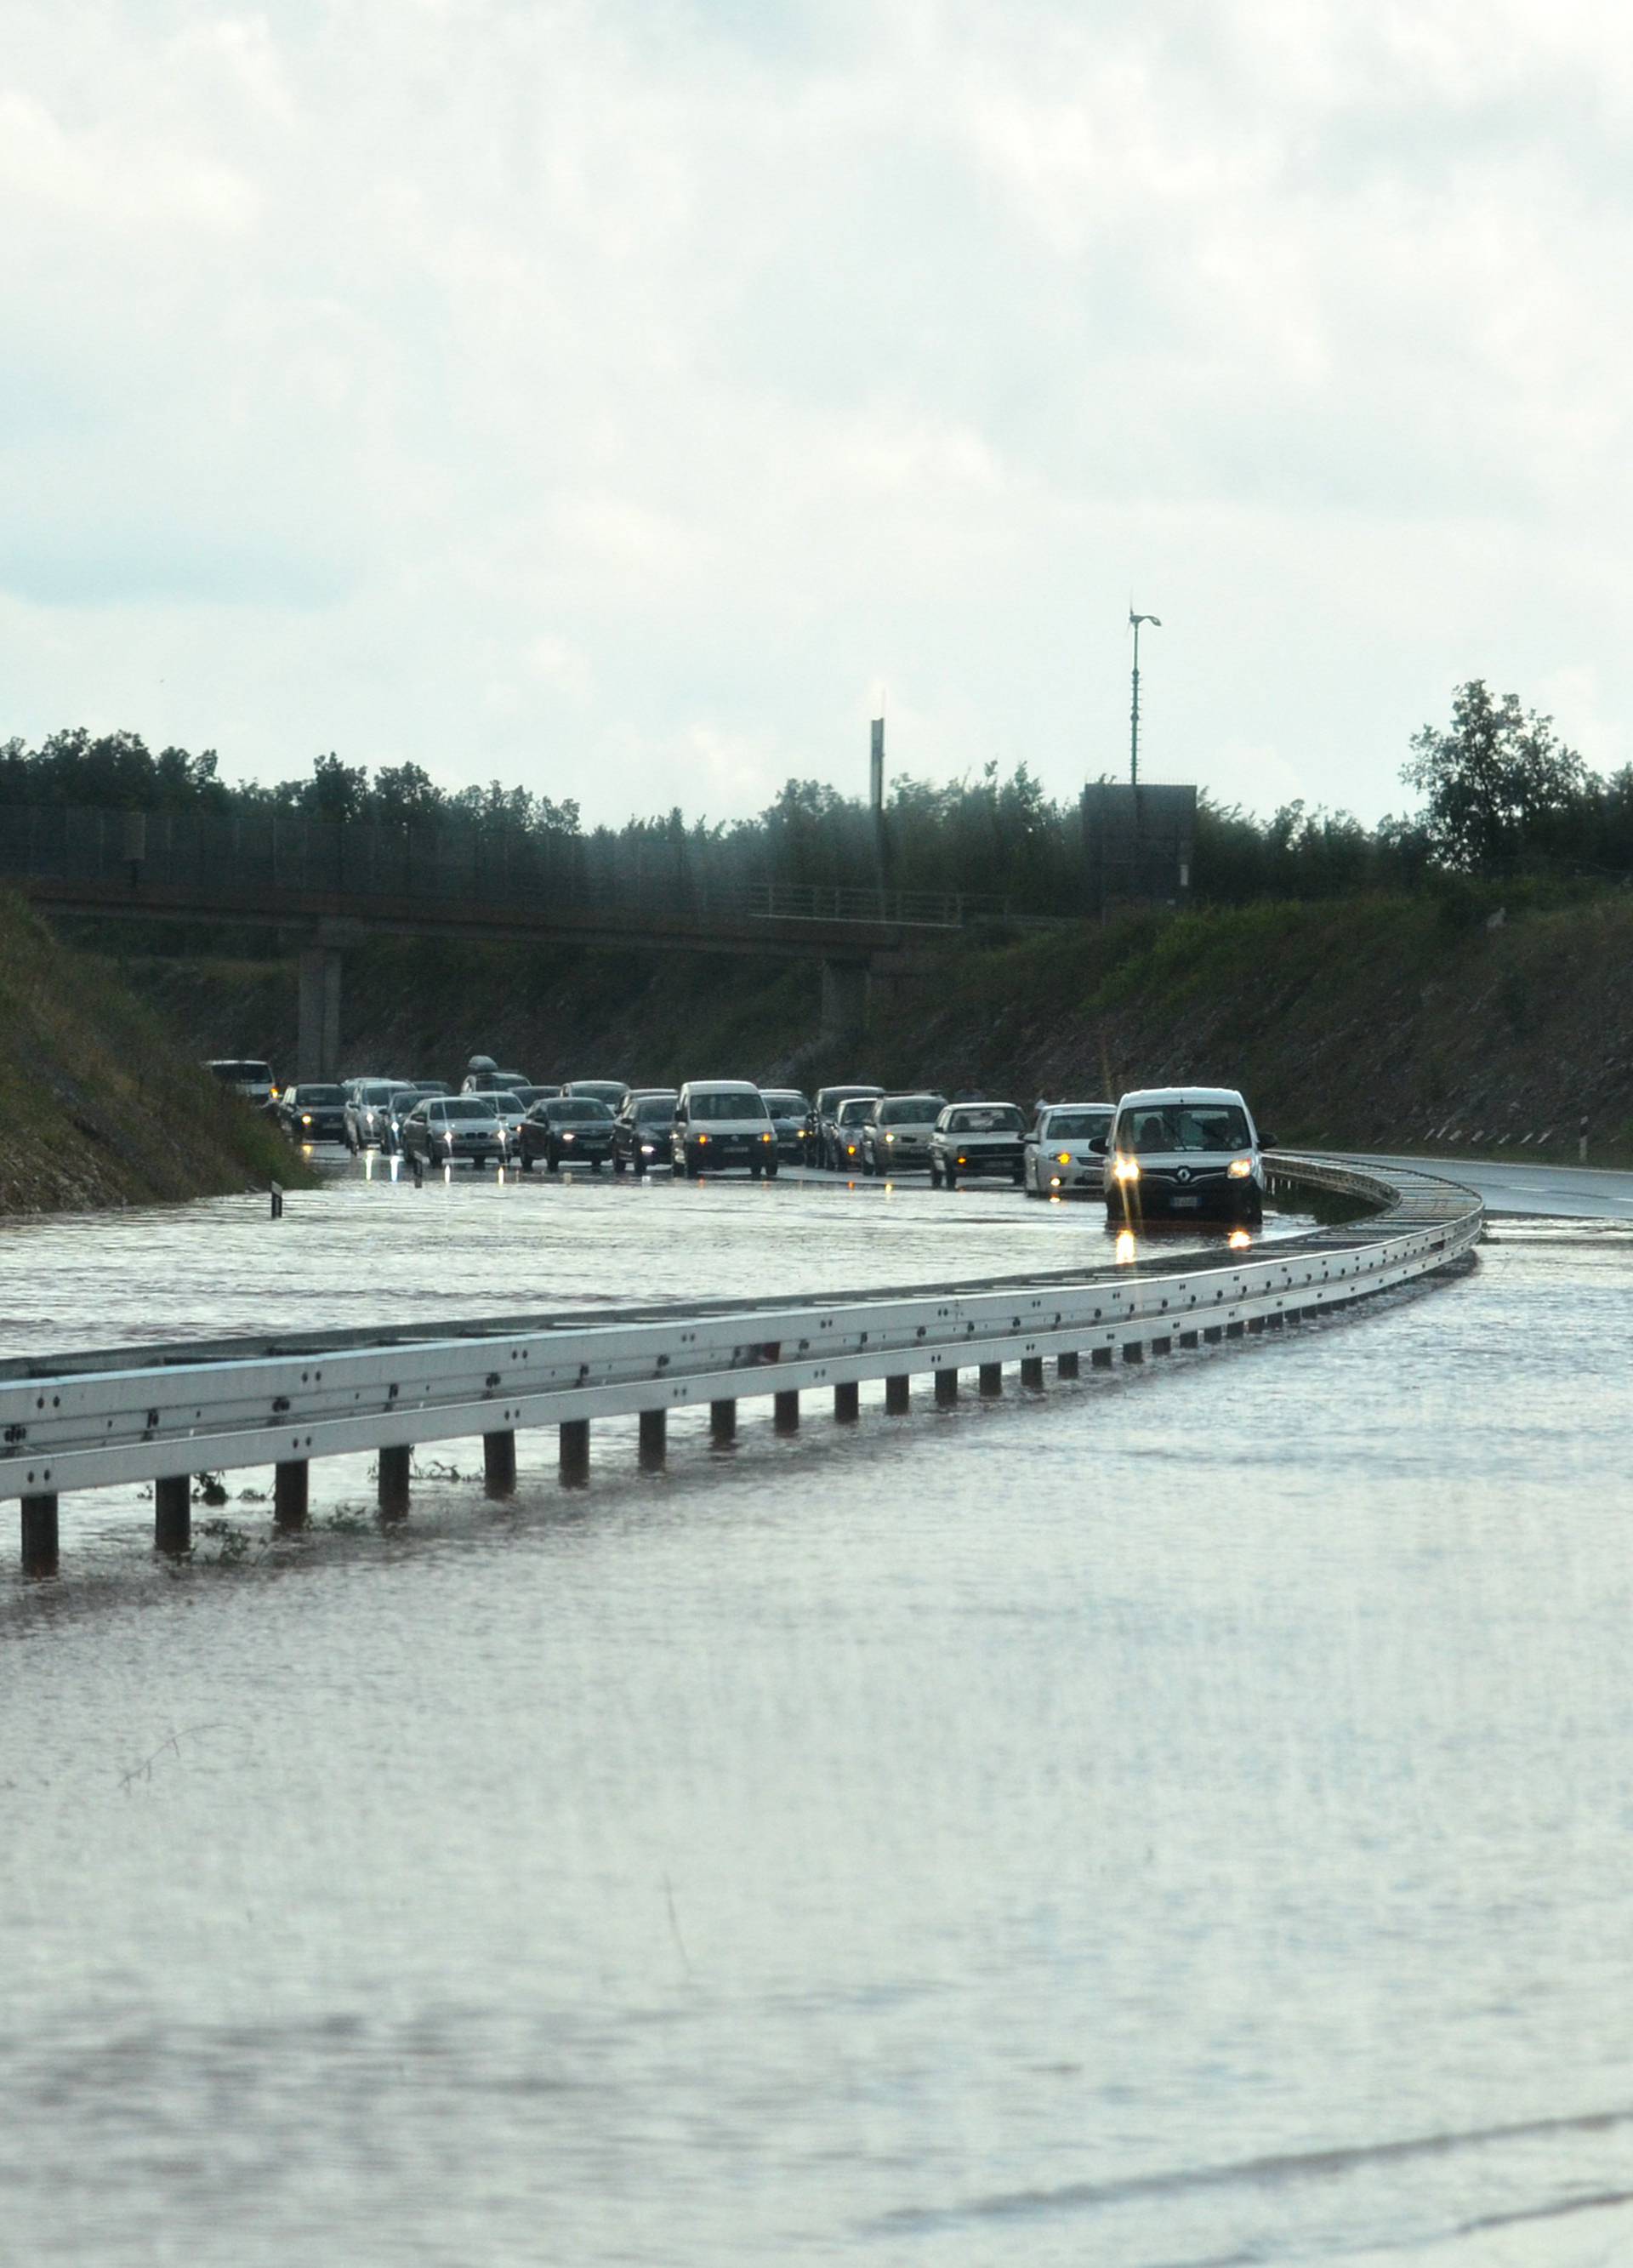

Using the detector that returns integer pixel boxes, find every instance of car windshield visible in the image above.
[548,1100,613,1123]
[210,1061,270,1081]
[879,1097,941,1125]
[416,1081,451,1095]
[361,1084,399,1103]
[444,1098,499,1121]
[820,1088,876,1113]
[1121,1103,1253,1153]
[296,1086,344,1105]
[634,1095,677,1123]
[835,1098,875,1125]
[1045,1110,1112,1140]
[689,1091,769,1121]
[567,1083,624,1103]
[489,1092,521,1110]
[947,1106,1025,1132]
[761,1093,808,1114]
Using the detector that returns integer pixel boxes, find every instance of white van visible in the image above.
[671,1081,778,1179]
[1103,1086,1269,1225]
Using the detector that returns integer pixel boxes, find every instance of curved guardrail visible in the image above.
[2,1154,1482,1573]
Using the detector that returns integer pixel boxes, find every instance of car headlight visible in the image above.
[640,1142,655,1154]
[760,1131,772,1143]
[562,1131,575,1142]
[885,1131,895,1143]
[1227,1156,1254,1179]
[301,1114,313,1125]
[1055,1150,1071,1165]
[1112,1154,1141,1182]
[698,1132,708,1143]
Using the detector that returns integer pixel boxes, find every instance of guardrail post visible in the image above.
[1091,1347,1113,1369]
[1020,1357,1044,1391]
[935,1367,959,1405]
[977,1363,1003,1397]
[154,1475,191,1554]
[484,1429,517,1497]
[274,1461,309,1529]
[773,1390,799,1433]
[639,1409,667,1467]
[1123,1342,1144,1365]
[1056,1351,1080,1379]
[885,1374,910,1415]
[20,1493,59,1576]
[560,1420,589,1484]
[378,1445,411,1519]
[834,1382,860,1422]
[710,1399,737,1444]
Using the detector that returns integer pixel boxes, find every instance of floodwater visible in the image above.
[3,1164,1631,2266]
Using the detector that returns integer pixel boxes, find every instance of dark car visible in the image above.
[517,1096,617,1173]
[813,1084,884,1171]
[562,1079,630,1112]
[759,1089,812,1164]
[277,1083,348,1143]
[612,1090,679,1176]
[929,1102,1028,1188]
[401,1094,509,1170]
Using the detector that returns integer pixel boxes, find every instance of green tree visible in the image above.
[1403,681,1588,874]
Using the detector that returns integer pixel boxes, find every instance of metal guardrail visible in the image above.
[0,804,1016,932]
[2,1157,1481,1571]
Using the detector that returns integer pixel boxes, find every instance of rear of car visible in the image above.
[930,1103,1028,1187]
[861,1093,946,1176]
[1025,1103,1113,1197]
[1103,1088,1266,1224]
[673,1083,777,1177]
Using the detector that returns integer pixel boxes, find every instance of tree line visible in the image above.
[2,682,1624,912]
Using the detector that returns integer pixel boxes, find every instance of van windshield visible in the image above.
[690,1091,769,1121]
[1121,1104,1252,1154]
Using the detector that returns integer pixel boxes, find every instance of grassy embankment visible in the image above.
[0,892,316,1217]
[111,889,1633,1169]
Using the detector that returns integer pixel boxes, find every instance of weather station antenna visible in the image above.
[1129,609,1161,788]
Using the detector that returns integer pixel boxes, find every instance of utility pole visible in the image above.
[1129,610,1161,787]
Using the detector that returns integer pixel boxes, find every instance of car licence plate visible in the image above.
[1172,1194,1199,1208]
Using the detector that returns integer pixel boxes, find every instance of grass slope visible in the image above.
[0,893,316,1217]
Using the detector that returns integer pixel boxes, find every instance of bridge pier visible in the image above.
[820,958,870,1037]
[297,945,343,1083]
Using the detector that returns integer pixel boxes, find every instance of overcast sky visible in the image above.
[3,0,1628,827]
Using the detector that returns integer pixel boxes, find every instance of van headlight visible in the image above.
[1112,1154,1141,1182]
[1227,1156,1254,1178]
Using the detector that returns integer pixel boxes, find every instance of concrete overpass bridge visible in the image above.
[2,803,1039,1076]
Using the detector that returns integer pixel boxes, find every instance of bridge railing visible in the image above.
[0,805,1016,931]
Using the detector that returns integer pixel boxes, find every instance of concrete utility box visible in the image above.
[1080,782,1197,915]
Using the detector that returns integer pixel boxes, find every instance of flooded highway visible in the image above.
[3,1162,1630,2265]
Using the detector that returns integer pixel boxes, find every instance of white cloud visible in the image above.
[2,0,1631,823]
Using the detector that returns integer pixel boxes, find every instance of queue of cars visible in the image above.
[231,1048,1271,1222]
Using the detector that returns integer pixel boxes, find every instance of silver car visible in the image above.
[1023,1103,1114,1198]
[859,1093,947,1177]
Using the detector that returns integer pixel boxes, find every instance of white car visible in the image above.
[1023,1103,1114,1197]
[486,1090,530,1148]
[671,1081,778,1178]
[1103,1086,1269,1225]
